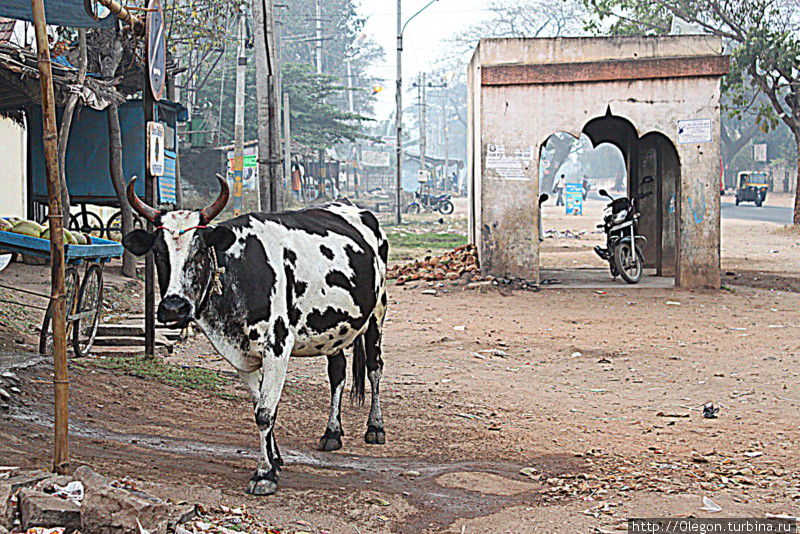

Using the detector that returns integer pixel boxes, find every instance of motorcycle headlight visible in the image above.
[613,211,626,223]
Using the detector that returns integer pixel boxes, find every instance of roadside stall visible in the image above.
[27,99,186,239]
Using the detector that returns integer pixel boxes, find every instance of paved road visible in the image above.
[721,200,792,224]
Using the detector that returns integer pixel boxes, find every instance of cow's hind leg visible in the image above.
[362,315,386,445]
[319,350,346,451]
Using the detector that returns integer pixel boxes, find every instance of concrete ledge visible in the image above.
[481,55,730,86]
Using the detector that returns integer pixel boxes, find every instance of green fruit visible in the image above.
[11,220,44,237]
[73,232,87,245]
[40,228,74,244]
[0,219,12,231]
[64,231,77,245]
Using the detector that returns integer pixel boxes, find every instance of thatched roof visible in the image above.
[0,42,125,111]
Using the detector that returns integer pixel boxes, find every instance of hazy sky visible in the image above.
[357,0,490,118]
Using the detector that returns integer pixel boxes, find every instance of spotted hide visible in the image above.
[122,183,388,496]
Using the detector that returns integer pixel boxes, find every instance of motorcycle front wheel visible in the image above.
[438,200,454,215]
[405,202,421,214]
[614,242,643,284]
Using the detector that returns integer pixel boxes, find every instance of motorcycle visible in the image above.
[405,191,455,215]
[593,176,654,284]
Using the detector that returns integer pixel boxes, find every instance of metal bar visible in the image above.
[31,0,70,475]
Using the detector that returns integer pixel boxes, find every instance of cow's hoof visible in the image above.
[364,425,386,445]
[247,476,278,496]
[318,429,343,451]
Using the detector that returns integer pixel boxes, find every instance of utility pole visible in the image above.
[395,0,403,224]
[395,0,439,224]
[315,0,322,74]
[443,96,450,190]
[419,72,427,186]
[215,9,231,146]
[346,57,358,197]
[232,9,246,216]
[283,92,291,188]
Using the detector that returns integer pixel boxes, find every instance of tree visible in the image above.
[585,0,800,222]
[439,0,587,189]
[448,0,586,56]
[282,63,370,149]
[278,0,384,117]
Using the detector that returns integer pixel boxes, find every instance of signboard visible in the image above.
[146,0,166,101]
[417,170,429,183]
[362,150,390,167]
[226,146,259,190]
[753,143,767,162]
[677,119,712,144]
[147,121,165,176]
[565,181,583,215]
[158,150,177,204]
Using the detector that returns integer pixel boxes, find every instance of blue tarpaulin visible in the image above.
[28,100,183,205]
[0,0,114,28]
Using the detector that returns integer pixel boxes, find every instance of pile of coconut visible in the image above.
[388,244,479,285]
[0,218,93,245]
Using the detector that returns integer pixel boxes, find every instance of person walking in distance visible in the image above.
[553,174,566,206]
[291,161,304,202]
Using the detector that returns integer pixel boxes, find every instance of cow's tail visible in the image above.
[350,335,367,405]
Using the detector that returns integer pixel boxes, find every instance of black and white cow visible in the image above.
[121,176,388,495]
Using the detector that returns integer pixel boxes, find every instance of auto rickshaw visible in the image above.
[735,171,769,207]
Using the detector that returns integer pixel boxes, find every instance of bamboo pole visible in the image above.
[94,0,145,34]
[31,0,69,475]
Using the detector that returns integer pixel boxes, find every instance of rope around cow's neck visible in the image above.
[195,242,225,319]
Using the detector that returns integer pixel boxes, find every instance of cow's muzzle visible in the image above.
[157,295,192,327]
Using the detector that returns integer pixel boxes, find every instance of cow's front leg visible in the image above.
[319,351,346,451]
[248,326,294,496]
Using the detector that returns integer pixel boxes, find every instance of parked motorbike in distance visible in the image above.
[593,176,654,284]
[405,190,455,215]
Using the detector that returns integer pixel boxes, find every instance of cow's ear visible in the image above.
[202,226,235,252]
[122,230,156,256]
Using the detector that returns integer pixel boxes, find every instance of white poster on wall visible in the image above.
[677,119,712,144]
[485,144,534,181]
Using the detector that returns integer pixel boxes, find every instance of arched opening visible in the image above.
[536,112,681,282]
[537,132,626,273]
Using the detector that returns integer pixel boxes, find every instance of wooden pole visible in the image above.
[31,0,69,475]
[144,78,156,358]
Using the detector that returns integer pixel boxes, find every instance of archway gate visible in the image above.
[467,36,729,289]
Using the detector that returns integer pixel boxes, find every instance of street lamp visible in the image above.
[396,0,439,224]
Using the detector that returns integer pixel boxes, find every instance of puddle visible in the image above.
[9,398,582,532]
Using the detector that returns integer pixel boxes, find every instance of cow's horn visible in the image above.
[201,174,230,223]
[126,176,161,223]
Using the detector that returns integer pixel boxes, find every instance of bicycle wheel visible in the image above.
[39,266,79,356]
[73,264,104,357]
[69,210,105,239]
[106,211,144,242]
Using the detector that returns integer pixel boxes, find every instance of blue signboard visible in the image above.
[565,181,583,215]
[158,150,177,204]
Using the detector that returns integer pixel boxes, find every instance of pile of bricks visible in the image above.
[388,244,479,285]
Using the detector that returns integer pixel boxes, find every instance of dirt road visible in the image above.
[1,202,799,533]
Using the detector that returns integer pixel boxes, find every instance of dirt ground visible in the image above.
[1,195,799,533]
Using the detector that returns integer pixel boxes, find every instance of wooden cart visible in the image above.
[0,231,123,357]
